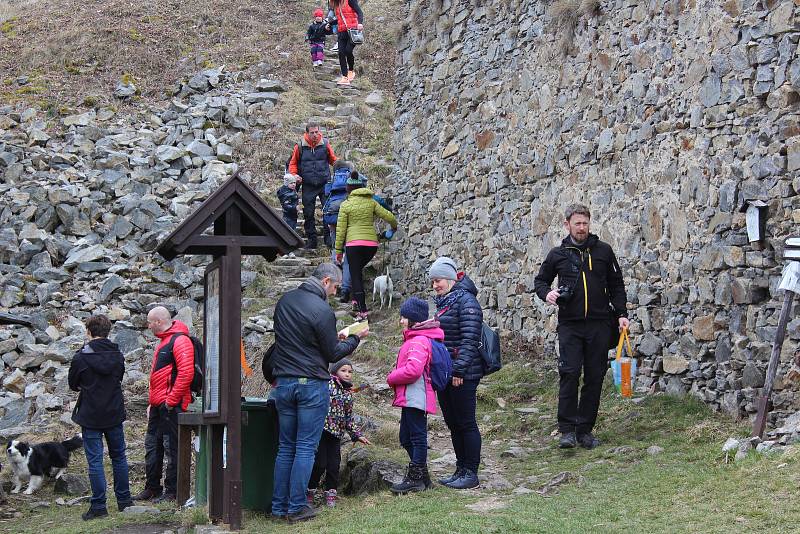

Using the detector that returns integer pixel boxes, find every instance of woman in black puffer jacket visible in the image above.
[429,256,483,490]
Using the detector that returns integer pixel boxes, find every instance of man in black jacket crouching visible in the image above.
[68,314,133,520]
[534,204,630,450]
[269,263,367,522]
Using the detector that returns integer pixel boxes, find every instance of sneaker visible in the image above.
[287,505,318,523]
[446,468,479,490]
[559,432,577,449]
[347,70,356,81]
[336,76,350,86]
[577,432,601,449]
[325,489,337,507]
[132,487,162,501]
[152,493,176,504]
[438,467,463,485]
[82,508,108,521]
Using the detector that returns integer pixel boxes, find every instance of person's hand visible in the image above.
[294,174,302,183]
[357,326,369,339]
[338,328,348,340]
[336,253,343,264]
[452,377,463,387]
[618,317,630,331]
[546,289,560,305]
[357,436,371,445]
[357,23,363,30]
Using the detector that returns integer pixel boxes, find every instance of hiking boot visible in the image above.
[132,487,162,501]
[421,466,433,490]
[438,467,463,485]
[287,505,318,523]
[559,432,577,449]
[304,239,318,250]
[390,463,426,494]
[446,468,479,490]
[152,493,176,504]
[324,489,337,507]
[117,501,134,512]
[336,76,350,86]
[577,432,601,450]
[82,508,108,521]
[339,289,351,303]
[347,70,356,81]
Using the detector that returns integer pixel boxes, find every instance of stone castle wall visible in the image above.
[389,0,800,423]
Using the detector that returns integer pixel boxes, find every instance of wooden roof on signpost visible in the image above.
[156,171,304,261]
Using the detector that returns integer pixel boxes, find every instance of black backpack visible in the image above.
[167,333,204,395]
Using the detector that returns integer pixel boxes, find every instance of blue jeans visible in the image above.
[330,229,351,291]
[271,377,330,515]
[399,407,427,465]
[82,424,132,511]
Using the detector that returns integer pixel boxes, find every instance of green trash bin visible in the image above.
[241,397,279,512]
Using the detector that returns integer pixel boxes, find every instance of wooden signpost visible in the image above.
[156,172,302,529]
[752,237,800,438]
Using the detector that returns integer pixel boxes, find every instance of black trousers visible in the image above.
[437,379,481,472]
[308,431,341,491]
[282,206,298,230]
[337,31,356,77]
[556,320,611,434]
[144,404,179,495]
[302,183,326,244]
[345,245,377,312]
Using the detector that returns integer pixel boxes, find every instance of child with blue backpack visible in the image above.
[386,297,448,494]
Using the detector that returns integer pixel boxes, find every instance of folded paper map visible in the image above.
[343,320,369,337]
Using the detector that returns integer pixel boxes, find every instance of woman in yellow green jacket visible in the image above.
[334,174,398,320]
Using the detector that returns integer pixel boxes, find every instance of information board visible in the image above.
[204,265,221,415]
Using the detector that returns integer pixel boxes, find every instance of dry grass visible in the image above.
[549,0,601,56]
[0,0,308,108]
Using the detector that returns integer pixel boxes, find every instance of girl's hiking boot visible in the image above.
[336,76,350,86]
[325,489,337,507]
[390,463,426,494]
[438,467,463,485]
[445,468,479,490]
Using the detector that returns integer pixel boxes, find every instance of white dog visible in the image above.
[372,269,394,309]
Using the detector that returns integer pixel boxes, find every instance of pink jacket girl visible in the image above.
[387,318,444,415]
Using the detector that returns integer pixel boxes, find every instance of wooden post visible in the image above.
[752,291,796,438]
[176,424,193,505]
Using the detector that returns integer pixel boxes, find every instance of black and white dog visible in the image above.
[6,435,83,495]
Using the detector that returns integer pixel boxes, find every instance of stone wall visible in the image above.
[390,0,800,423]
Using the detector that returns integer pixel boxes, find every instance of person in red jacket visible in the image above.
[133,306,194,504]
[331,0,364,86]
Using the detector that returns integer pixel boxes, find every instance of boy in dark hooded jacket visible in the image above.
[69,314,132,520]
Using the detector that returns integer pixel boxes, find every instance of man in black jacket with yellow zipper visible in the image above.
[534,204,630,450]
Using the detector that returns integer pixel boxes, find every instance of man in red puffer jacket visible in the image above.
[133,306,194,504]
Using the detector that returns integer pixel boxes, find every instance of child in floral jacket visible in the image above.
[308,358,370,507]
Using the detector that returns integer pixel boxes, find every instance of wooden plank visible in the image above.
[752,291,795,437]
[222,245,243,529]
[176,424,193,505]
[176,235,281,251]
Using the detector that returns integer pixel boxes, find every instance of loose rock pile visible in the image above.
[0,67,287,437]
[391,0,800,425]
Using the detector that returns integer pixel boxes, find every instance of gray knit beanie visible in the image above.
[330,358,353,375]
[428,257,458,281]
